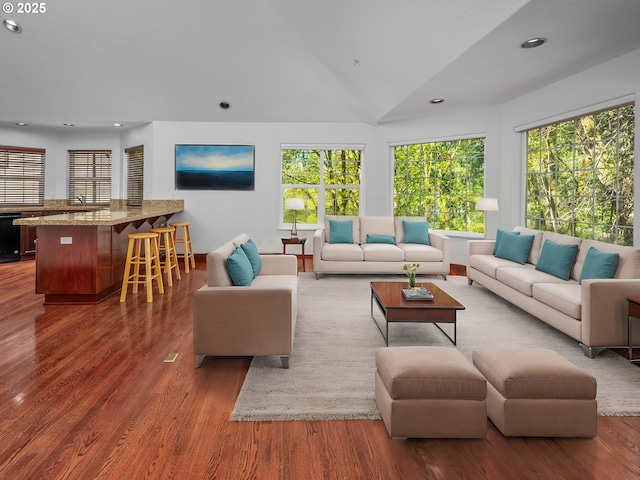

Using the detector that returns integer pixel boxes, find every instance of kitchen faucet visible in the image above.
[76,194,86,205]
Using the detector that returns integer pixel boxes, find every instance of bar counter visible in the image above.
[14,200,184,304]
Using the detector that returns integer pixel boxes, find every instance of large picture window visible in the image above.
[526,103,634,245]
[393,137,485,232]
[281,146,362,227]
[0,145,45,206]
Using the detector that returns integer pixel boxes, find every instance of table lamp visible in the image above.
[285,198,305,237]
[476,198,499,239]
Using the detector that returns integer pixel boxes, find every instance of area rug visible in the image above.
[230,274,640,421]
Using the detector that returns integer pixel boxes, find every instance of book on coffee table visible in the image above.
[402,287,434,301]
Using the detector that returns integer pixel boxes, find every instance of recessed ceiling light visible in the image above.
[16,122,27,126]
[3,19,22,33]
[429,98,445,104]
[113,123,123,127]
[521,37,547,49]
[63,123,75,127]
[220,101,230,109]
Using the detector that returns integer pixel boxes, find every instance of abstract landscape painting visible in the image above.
[175,144,255,190]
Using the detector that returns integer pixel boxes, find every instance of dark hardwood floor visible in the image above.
[1,257,639,479]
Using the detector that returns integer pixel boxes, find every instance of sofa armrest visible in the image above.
[259,254,297,276]
[427,231,450,270]
[467,239,496,257]
[581,278,640,347]
[193,285,295,356]
[313,228,325,262]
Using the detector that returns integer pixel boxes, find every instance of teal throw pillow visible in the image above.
[240,238,262,278]
[366,234,396,244]
[493,229,520,255]
[494,233,535,265]
[329,219,353,244]
[226,247,253,286]
[402,220,430,245]
[535,240,579,280]
[579,247,620,285]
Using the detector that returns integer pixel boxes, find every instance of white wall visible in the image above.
[2,46,639,264]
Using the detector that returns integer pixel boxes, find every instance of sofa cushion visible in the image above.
[494,233,535,265]
[402,220,430,245]
[240,238,262,278]
[321,243,364,261]
[535,240,579,281]
[226,247,254,286]
[366,234,396,244]
[575,239,640,279]
[329,219,354,243]
[469,254,521,279]
[361,244,405,261]
[532,282,582,320]
[399,244,444,262]
[513,227,544,264]
[360,216,396,244]
[579,246,620,284]
[496,265,567,297]
[493,229,520,254]
[325,215,360,244]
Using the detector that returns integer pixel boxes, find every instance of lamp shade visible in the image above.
[285,198,305,210]
[475,198,499,212]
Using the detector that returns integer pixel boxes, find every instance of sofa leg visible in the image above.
[440,273,447,281]
[196,354,205,368]
[468,278,473,285]
[280,356,290,369]
[580,344,607,359]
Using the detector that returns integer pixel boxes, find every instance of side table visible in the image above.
[281,237,306,271]
[627,296,640,362]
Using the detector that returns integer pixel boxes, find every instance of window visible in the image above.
[393,137,485,232]
[0,145,45,206]
[68,150,112,206]
[125,145,144,207]
[281,146,363,226]
[526,103,634,245]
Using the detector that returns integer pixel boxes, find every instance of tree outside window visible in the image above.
[526,104,634,245]
[393,138,485,232]
[281,148,362,227]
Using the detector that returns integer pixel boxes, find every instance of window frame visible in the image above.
[392,136,486,233]
[524,102,634,245]
[68,150,112,206]
[0,145,45,206]
[280,144,364,229]
[125,145,144,207]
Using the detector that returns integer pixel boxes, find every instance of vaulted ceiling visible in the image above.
[1,0,640,130]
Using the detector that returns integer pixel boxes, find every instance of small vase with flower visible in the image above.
[402,263,420,289]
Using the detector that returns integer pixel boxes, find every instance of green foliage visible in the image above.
[393,138,485,233]
[526,104,634,246]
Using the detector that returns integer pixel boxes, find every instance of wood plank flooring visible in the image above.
[1,259,639,479]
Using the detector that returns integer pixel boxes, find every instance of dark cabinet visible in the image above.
[20,211,43,257]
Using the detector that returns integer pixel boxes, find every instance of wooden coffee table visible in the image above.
[370,281,465,346]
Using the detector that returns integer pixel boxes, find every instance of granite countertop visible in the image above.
[12,200,184,227]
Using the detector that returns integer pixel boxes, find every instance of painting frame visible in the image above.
[175,144,255,191]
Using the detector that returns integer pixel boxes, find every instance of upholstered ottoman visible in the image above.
[472,348,597,437]
[375,346,487,438]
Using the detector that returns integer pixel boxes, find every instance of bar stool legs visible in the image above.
[120,232,165,303]
[150,227,181,286]
[170,221,195,273]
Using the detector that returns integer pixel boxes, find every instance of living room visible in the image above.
[2,1,640,478]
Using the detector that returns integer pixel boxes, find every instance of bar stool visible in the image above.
[150,226,181,286]
[120,232,164,303]
[170,221,195,273]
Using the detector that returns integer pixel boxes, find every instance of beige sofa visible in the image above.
[313,216,450,279]
[193,233,298,368]
[467,227,640,358]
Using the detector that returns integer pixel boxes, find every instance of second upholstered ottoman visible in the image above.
[472,348,597,437]
[375,346,487,438]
